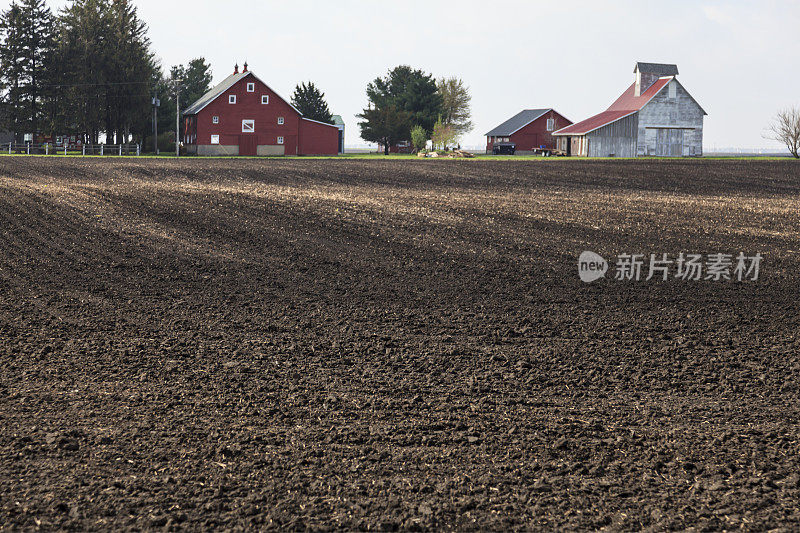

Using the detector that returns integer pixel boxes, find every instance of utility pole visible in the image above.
[152,94,160,155]
[173,79,183,157]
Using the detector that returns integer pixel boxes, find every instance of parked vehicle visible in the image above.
[492,142,516,155]
[532,146,567,156]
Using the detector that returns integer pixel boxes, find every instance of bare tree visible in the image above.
[767,107,800,158]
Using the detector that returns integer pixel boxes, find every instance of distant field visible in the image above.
[1,157,799,530]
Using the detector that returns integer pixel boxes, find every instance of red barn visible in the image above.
[485,109,572,154]
[182,64,339,156]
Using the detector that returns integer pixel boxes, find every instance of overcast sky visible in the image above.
[7,0,800,149]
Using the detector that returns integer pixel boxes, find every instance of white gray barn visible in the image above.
[553,62,706,157]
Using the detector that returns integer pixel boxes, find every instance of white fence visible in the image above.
[5,143,141,156]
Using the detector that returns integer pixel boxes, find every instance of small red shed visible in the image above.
[183,64,339,156]
[485,109,572,153]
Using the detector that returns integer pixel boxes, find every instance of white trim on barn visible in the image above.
[300,117,340,129]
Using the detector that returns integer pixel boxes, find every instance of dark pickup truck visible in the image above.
[492,142,516,155]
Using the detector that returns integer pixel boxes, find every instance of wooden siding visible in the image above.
[584,113,639,157]
[636,79,704,156]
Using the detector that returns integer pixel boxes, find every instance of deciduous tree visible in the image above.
[431,115,457,150]
[767,107,800,158]
[410,125,427,152]
[437,77,473,139]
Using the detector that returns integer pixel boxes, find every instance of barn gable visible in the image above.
[637,78,706,156]
[183,70,300,117]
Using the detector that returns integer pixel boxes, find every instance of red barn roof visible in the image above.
[607,77,672,112]
[552,110,638,136]
[554,77,673,136]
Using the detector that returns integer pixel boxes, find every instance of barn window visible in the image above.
[277,136,284,145]
[278,117,284,125]
[242,119,255,133]
[229,95,236,104]
[211,135,219,145]
[546,118,555,131]
[247,82,255,92]
[261,95,269,105]
[668,82,677,99]
[212,116,219,124]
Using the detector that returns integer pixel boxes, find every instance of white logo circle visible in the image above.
[578,251,608,283]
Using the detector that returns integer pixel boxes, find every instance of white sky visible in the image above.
[8,0,800,149]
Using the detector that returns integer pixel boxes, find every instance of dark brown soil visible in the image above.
[1,157,799,531]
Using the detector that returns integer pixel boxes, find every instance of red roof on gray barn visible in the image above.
[607,78,673,112]
[552,110,637,136]
[554,77,673,135]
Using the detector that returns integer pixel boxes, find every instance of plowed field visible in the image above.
[1,157,799,530]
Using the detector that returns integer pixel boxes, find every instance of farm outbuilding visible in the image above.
[182,64,339,156]
[331,115,345,154]
[485,109,572,154]
[553,62,707,157]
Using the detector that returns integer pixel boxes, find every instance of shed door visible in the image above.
[669,129,683,157]
[239,135,257,156]
[645,129,657,156]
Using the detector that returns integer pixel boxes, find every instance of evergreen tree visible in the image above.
[0,0,55,140]
[162,58,212,138]
[181,58,213,109]
[359,65,442,149]
[291,82,333,124]
[21,0,55,137]
[53,0,155,144]
[357,104,411,155]
[49,0,106,141]
[106,0,156,144]
[0,3,25,140]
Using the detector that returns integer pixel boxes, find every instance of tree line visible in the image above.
[0,0,470,154]
[0,0,155,144]
[0,0,337,150]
